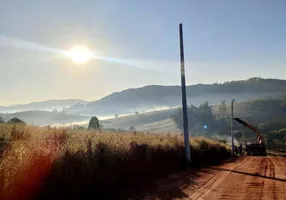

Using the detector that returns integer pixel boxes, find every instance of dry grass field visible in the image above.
[0,124,230,200]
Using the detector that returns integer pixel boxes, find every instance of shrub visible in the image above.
[7,118,26,125]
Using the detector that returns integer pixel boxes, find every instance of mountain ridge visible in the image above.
[67,77,286,115]
[2,77,286,115]
[0,99,89,113]
[86,77,286,106]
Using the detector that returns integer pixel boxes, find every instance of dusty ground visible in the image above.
[135,156,286,200]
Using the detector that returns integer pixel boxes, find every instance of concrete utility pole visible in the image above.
[179,23,191,164]
[231,99,235,155]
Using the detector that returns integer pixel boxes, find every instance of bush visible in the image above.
[7,118,26,125]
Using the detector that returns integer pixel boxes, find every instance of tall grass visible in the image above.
[0,124,230,200]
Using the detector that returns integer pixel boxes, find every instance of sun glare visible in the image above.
[68,45,93,64]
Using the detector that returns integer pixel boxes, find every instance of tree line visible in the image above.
[170,101,230,136]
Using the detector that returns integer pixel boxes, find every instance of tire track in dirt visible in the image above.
[263,157,286,200]
[264,158,277,200]
[196,157,286,200]
[138,157,286,200]
[188,157,249,200]
[205,157,267,200]
[240,157,266,200]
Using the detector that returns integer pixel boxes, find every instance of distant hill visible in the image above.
[0,99,89,113]
[2,77,286,116]
[67,77,286,116]
[0,110,90,126]
[95,97,286,135]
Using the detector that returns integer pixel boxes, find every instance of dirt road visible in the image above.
[138,157,286,200]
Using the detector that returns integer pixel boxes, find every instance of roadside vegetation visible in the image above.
[171,101,230,136]
[171,96,286,151]
[0,124,229,200]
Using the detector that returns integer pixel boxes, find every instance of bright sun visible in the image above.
[68,45,93,64]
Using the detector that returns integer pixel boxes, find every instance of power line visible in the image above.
[234,107,263,116]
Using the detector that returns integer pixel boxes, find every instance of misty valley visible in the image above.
[1,77,286,152]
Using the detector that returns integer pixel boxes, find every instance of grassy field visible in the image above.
[0,124,230,200]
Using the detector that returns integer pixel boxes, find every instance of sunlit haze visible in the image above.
[1,0,286,105]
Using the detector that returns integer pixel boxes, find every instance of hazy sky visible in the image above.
[1,0,286,105]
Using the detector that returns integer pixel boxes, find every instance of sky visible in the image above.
[0,0,286,105]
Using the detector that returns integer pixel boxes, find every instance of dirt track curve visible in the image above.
[137,156,286,200]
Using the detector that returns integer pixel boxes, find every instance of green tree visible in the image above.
[0,117,5,123]
[172,101,228,135]
[218,100,227,117]
[73,125,85,130]
[8,118,26,125]
[279,93,286,100]
[129,125,136,132]
[88,116,100,130]
[279,93,286,107]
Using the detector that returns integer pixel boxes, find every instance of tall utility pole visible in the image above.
[231,99,235,155]
[179,23,191,164]
[242,127,245,149]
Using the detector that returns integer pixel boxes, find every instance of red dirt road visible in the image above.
[137,157,286,200]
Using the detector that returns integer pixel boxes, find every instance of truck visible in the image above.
[233,117,266,156]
